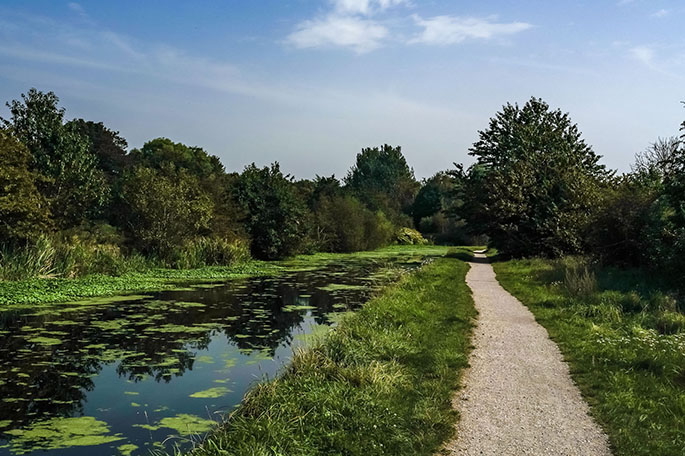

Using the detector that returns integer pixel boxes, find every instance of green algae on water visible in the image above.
[117,443,139,456]
[189,387,231,398]
[134,414,217,436]
[4,416,123,453]
[26,336,62,346]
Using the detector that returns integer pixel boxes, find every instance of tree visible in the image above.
[314,195,393,253]
[412,172,454,227]
[119,167,213,256]
[0,130,52,245]
[66,119,130,180]
[344,144,419,222]
[458,97,609,256]
[235,163,305,260]
[129,137,224,178]
[1,89,108,227]
[633,137,681,178]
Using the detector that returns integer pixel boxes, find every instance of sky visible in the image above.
[0,0,683,179]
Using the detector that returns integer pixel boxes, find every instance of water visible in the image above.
[0,255,430,455]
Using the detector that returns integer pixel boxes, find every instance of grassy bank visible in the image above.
[175,254,474,456]
[0,245,453,307]
[493,258,684,456]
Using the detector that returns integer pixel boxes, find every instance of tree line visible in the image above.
[3,89,682,280]
[1,89,458,279]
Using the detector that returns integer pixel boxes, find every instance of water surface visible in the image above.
[0,254,433,455]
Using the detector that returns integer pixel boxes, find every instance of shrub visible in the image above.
[314,196,393,253]
[395,227,428,245]
[172,237,250,269]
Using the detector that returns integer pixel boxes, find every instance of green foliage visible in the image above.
[120,167,214,256]
[585,174,660,266]
[411,172,454,226]
[345,144,419,223]
[494,258,684,456]
[66,118,130,180]
[2,89,108,227]
[172,237,250,269]
[129,137,224,178]
[185,255,475,456]
[457,97,609,257]
[0,130,52,245]
[395,227,428,246]
[313,195,393,252]
[235,163,305,260]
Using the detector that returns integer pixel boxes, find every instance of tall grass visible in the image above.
[494,258,684,456]
[171,254,475,456]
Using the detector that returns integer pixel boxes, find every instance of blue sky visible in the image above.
[0,0,683,178]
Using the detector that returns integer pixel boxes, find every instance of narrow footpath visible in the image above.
[445,253,612,455]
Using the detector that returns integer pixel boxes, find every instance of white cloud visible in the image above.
[286,15,388,53]
[630,45,654,65]
[651,9,669,18]
[332,0,407,16]
[410,15,531,45]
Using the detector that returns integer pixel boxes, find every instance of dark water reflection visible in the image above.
[0,255,432,455]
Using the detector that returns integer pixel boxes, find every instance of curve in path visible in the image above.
[444,253,612,456]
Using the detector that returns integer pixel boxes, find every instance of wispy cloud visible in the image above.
[630,45,655,65]
[332,0,407,16]
[285,15,388,53]
[651,9,669,18]
[409,15,531,45]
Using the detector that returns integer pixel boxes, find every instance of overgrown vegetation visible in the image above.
[1,88,438,282]
[493,257,684,456]
[174,254,475,456]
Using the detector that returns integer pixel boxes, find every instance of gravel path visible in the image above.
[444,253,612,456]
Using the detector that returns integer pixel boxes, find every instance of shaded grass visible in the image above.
[175,255,475,456]
[493,258,684,456]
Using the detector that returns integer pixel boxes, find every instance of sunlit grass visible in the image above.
[493,258,684,456]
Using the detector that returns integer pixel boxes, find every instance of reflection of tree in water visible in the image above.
[0,255,422,435]
[0,311,101,430]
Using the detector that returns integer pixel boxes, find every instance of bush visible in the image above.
[395,227,428,245]
[172,237,250,269]
[313,196,394,253]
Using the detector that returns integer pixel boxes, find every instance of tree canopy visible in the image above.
[345,144,418,221]
[235,163,305,260]
[1,89,108,227]
[0,130,52,245]
[457,97,609,256]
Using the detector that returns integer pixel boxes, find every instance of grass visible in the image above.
[493,257,684,456]
[0,245,453,307]
[170,253,475,456]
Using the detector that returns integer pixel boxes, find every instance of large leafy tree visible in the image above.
[119,167,213,255]
[235,163,305,260]
[344,144,419,222]
[127,138,244,240]
[1,89,108,227]
[129,137,224,178]
[458,97,609,256]
[0,130,52,245]
[66,119,130,180]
